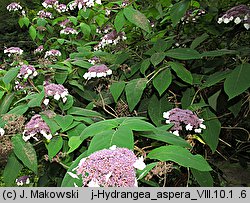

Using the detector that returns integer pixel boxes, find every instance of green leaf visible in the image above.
[150,52,165,66]
[0,91,4,100]
[11,135,38,173]
[202,70,231,88]
[228,99,242,117]
[3,153,23,186]
[29,25,37,41]
[169,62,193,84]
[0,93,15,115]
[71,60,92,69]
[61,152,87,187]
[224,63,250,100]
[140,59,151,75]
[80,23,91,39]
[181,88,195,109]
[147,145,212,171]
[54,115,74,132]
[200,108,221,153]
[123,6,151,33]
[59,95,74,111]
[208,90,221,111]
[28,91,45,108]
[125,78,147,111]
[68,136,82,154]
[153,68,172,96]
[140,131,191,148]
[191,168,214,186]
[7,104,29,115]
[165,48,201,60]
[88,126,134,155]
[114,10,126,32]
[46,136,63,160]
[120,118,155,131]
[148,94,173,126]
[170,0,190,26]
[67,107,102,117]
[201,49,237,57]
[67,124,86,138]
[41,115,61,134]
[3,67,20,85]
[190,33,209,49]
[110,81,125,102]
[137,162,158,180]
[55,70,68,84]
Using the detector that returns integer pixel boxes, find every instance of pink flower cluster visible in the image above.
[68,0,102,11]
[44,49,61,59]
[37,10,53,19]
[43,83,69,105]
[23,115,52,142]
[17,65,38,80]
[34,45,44,54]
[218,5,250,30]
[94,30,126,50]
[4,47,23,57]
[16,176,30,186]
[163,108,206,136]
[59,19,71,28]
[7,2,22,12]
[74,146,145,187]
[83,64,112,80]
[60,27,78,35]
[42,0,58,8]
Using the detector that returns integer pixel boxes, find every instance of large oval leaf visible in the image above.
[165,48,201,60]
[147,145,212,171]
[123,6,151,33]
[170,0,190,27]
[169,62,193,84]
[125,78,148,111]
[153,68,172,96]
[11,135,38,173]
[224,63,250,100]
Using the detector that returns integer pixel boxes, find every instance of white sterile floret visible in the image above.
[109,145,117,150]
[90,72,97,78]
[54,94,60,101]
[106,69,112,75]
[133,156,146,170]
[43,99,50,106]
[194,128,202,133]
[185,123,193,131]
[67,172,80,179]
[134,178,138,187]
[234,17,241,24]
[200,123,206,129]
[224,18,230,24]
[26,178,30,184]
[0,128,5,136]
[172,130,179,136]
[163,111,170,119]
[33,71,38,77]
[244,23,250,30]
[87,180,100,187]
[96,0,102,5]
[62,97,67,103]
[16,181,23,186]
[40,130,52,140]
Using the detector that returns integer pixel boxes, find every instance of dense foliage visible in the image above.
[0,0,249,187]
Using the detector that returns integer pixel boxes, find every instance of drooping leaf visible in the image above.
[110,81,125,103]
[148,94,173,126]
[29,25,37,41]
[153,68,172,96]
[137,162,158,180]
[3,153,23,186]
[120,117,155,131]
[170,0,190,26]
[7,104,29,115]
[0,93,15,115]
[46,136,63,160]
[3,67,20,85]
[125,78,148,111]
[68,136,82,154]
[208,90,221,111]
[190,33,209,49]
[165,48,201,60]
[191,168,214,186]
[80,23,91,39]
[150,52,165,66]
[147,145,212,171]
[200,108,221,153]
[201,49,237,57]
[28,91,45,108]
[169,62,193,84]
[11,135,38,173]
[54,115,74,132]
[59,95,74,111]
[224,63,250,100]
[140,59,151,75]
[202,70,231,88]
[114,10,126,32]
[55,70,68,84]
[123,6,151,33]
[181,88,195,109]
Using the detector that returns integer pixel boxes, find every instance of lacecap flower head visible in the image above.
[163,108,206,136]
[43,82,69,105]
[17,65,38,80]
[83,64,112,80]
[23,114,52,142]
[75,145,146,187]
[68,0,102,11]
[4,47,23,57]
[16,176,30,186]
